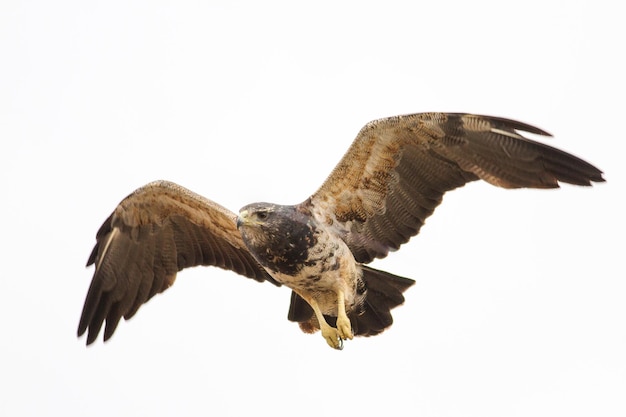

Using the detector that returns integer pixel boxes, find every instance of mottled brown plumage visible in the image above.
[78,182,277,344]
[306,113,603,263]
[78,112,604,349]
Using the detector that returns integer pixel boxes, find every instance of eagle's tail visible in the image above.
[287,265,415,337]
[350,265,415,336]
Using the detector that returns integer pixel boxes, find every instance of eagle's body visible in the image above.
[236,202,413,347]
[238,203,364,346]
[238,204,358,304]
[78,112,604,349]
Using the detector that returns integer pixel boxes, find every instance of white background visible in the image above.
[1,1,623,416]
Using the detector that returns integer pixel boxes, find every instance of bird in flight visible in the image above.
[78,112,604,349]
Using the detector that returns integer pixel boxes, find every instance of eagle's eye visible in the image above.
[256,211,269,221]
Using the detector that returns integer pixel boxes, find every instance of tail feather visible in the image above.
[351,265,414,336]
[287,265,415,337]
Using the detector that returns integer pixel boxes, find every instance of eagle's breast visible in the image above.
[256,217,317,276]
[239,204,357,300]
[238,205,319,276]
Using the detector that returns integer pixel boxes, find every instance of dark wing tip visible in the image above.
[77,282,109,345]
[480,114,605,185]
[476,113,553,137]
[444,113,605,188]
[86,328,100,345]
[538,144,605,187]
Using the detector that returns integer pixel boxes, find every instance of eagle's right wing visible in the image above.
[78,180,277,345]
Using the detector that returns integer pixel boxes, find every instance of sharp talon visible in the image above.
[337,337,344,350]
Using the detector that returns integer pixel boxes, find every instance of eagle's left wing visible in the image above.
[300,113,604,263]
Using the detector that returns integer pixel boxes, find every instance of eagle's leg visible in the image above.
[306,297,343,350]
[336,289,353,341]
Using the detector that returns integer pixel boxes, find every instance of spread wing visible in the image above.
[301,113,605,263]
[78,180,277,345]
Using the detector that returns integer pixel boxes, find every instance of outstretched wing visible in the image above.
[78,180,277,345]
[301,113,605,263]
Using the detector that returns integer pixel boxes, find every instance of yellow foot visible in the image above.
[320,325,343,350]
[336,314,353,341]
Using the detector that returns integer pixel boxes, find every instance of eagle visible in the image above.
[78,112,604,349]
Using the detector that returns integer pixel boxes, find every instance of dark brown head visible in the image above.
[237,203,317,275]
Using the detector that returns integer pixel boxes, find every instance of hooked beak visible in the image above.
[236,210,249,229]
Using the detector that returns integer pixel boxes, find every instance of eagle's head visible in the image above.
[237,203,317,275]
[236,202,282,238]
